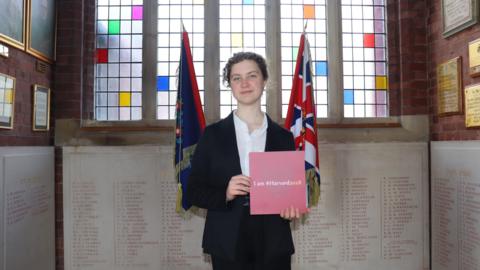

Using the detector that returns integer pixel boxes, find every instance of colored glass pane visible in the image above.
[376,104,387,117]
[231,33,243,47]
[119,92,131,107]
[97,49,108,63]
[344,90,354,104]
[243,0,254,4]
[363,33,375,48]
[304,5,315,19]
[132,6,143,20]
[375,76,387,89]
[315,61,328,76]
[157,76,169,91]
[376,90,387,104]
[5,89,12,103]
[108,20,120,34]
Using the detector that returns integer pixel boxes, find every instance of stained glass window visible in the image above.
[95,0,144,121]
[219,0,266,118]
[157,0,205,120]
[341,0,388,117]
[93,2,390,123]
[0,74,15,128]
[280,0,328,118]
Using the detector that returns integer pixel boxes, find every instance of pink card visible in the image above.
[249,151,307,215]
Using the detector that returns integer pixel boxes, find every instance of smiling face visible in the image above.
[229,60,266,107]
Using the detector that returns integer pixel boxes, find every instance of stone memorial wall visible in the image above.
[63,143,429,270]
[431,141,480,270]
[0,147,55,270]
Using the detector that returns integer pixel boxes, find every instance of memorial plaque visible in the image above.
[468,38,480,77]
[291,143,429,270]
[63,144,429,270]
[442,0,479,37]
[63,146,210,270]
[431,141,480,270]
[0,147,55,270]
[437,57,463,116]
[465,83,480,127]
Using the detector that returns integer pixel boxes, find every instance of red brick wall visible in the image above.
[54,0,95,121]
[54,147,64,270]
[388,0,429,116]
[55,0,84,120]
[0,46,54,146]
[54,0,96,268]
[428,0,480,140]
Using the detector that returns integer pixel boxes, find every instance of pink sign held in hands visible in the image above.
[249,151,307,215]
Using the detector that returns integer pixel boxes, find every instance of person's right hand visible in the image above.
[226,175,251,201]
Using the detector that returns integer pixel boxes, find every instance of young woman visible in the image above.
[186,52,302,270]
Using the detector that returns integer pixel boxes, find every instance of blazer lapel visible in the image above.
[265,115,275,152]
[222,113,242,176]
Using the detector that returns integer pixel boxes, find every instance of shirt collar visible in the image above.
[233,110,268,135]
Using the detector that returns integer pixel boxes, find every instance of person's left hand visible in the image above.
[280,206,307,220]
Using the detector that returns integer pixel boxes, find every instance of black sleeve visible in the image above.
[286,130,295,151]
[185,127,231,210]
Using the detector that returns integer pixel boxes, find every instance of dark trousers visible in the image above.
[211,255,291,270]
[211,208,292,270]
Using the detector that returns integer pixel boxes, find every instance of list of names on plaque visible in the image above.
[432,169,480,270]
[2,151,55,270]
[432,142,480,270]
[292,180,338,266]
[432,176,457,269]
[64,148,211,270]
[114,180,158,268]
[381,176,419,260]
[457,171,480,270]
[63,144,428,270]
[340,177,377,262]
[6,189,29,226]
[158,176,209,269]
[71,181,104,269]
[5,180,51,226]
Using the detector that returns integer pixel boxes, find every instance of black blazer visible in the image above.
[186,112,296,261]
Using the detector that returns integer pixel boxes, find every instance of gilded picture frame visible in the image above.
[468,37,480,77]
[465,83,480,128]
[0,73,16,129]
[26,0,56,63]
[0,0,26,50]
[436,57,463,116]
[32,84,51,131]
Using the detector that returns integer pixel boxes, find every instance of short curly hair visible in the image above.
[222,52,268,87]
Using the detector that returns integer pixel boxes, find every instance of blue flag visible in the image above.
[175,29,205,212]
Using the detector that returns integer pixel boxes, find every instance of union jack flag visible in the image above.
[285,33,321,207]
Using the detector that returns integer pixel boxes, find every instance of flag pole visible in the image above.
[176,22,185,212]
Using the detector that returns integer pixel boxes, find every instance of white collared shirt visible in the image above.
[233,111,268,176]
